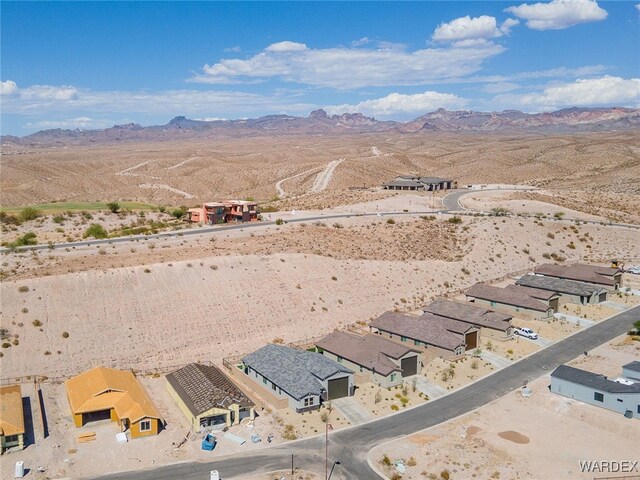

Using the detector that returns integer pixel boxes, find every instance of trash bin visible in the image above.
[15,461,25,478]
[210,470,220,480]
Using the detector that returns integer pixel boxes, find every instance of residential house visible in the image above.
[0,385,25,453]
[166,363,254,432]
[187,200,258,224]
[382,175,454,191]
[466,283,557,320]
[504,284,561,312]
[516,274,608,305]
[315,331,422,388]
[550,364,640,419]
[65,367,164,438]
[369,311,478,360]
[242,344,354,413]
[423,299,514,340]
[534,263,622,291]
[622,361,640,382]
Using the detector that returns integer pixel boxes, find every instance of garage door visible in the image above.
[598,292,607,303]
[465,331,478,350]
[400,356,418,377]
[327,376,349,400]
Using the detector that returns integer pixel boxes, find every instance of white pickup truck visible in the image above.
[515,327,538,340]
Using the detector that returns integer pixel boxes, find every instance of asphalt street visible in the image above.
[98,306,640,480]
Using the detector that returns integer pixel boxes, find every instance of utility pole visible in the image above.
[325,422,333,480]
[291,454,294,475]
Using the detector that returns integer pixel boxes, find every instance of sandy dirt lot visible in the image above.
[370,334,640,480]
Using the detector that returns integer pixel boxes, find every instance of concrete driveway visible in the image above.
[480,350,512,369]
[554,312,595,327]
[331,397,372,426]
[414,376,447,400]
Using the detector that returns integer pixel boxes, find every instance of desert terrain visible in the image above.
[1,131,639,479]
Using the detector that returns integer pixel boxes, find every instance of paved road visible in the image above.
[97,306,640,480]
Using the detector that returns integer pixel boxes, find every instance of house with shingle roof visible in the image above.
[315,331,422,388]
[466,283,559,320]
[423,299,514,339]
[242,344,354,413]
[382,175,453,191]
[622,361,640,383]
[516,274,608,305]
[551,364,640,419]
[166,363,254,431]
[0,385,25,452]
[369,311,479,359]
[535,263,622,291]
[65,367,164,438]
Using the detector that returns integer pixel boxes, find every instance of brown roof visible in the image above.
[535,263,620,287]
[466,283,550,312]
[369,311,469,351]
[504,284,557,301]
[316,332,420,376]
[65,367,163,424]
[166,363,253,416]
[423,299,512,331]
[0,385,25,436]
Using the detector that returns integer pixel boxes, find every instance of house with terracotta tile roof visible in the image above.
[64,367,164,438]
[0,385,25,452]
[423,299,514,339]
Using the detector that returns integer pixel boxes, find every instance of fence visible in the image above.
[0,360,214,386]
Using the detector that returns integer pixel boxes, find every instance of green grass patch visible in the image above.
[0,201,158,215]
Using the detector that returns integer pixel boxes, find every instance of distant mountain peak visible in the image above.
[309,109,328,119]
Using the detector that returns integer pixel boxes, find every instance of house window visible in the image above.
[262,376,268,385]
[304,397,314,407]
[637,405,639,414]
[490,301,496,307]
[4,434,18,443]
[617,398,623,402]
[390,373,396,382]
[337,356,343,363]
[401,336,407,342]
[139,420,151,432]
[359,366,363,373]
[594,392,604,402]
[272,382,277,391]
[414,340,420,346]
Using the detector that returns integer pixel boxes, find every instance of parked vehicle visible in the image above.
[515,327,538,340]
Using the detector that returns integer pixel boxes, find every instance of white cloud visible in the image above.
[636,3,640,12]
[324,91,468,117]
[192,41,504,89]
[1,80,19,96]
[0,83,315,117]
[224,46,241,53]
[193,117,228,122]
[264,41,308,52]
[496,76,640,110]
[24,117,114,130]
[351,37,370,47]
[505,0,607,30]
[482,82,521,94]
[432,15,519,43]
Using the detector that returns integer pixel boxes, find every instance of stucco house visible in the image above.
[315,331,422,388]
[369,311,478,360]
[0,384,25,453]
[516,274,608,305]
[550,364,640,419]
[466,283,558,320]
[242,344,354,413]
[535,263,622,291]
[65,367,164,438]
[166,363,254,432]
[423,299,514,340]
[622,361,640,382]
[187,200,258,224]
[382,175,453,191]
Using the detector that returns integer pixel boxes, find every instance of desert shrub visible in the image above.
[440,470,451,480]
[382,455,392,466]
[158,205,166,213]
[32,319,42,327]
[490,207,509,216]
[507,349,514,355]
[1,342,10,348]
[390,404,399,411]
[471,360,479,370]
[171,208,186,219]
[553,212,565,219]
[332,223,343,229]
[107,202,120,213]
[0,212,22,225]
[272,337,284,344]
[84,223,108,239]
[18,286,29,293]
[275,218,284,225]
[407,457,417,467]
[282,424,297,440]
[7,232,38,248]
[20,207,41,222]
[448,216,462,224]
[391,474,403,480]
[461,267,470,275]
[52,215,65,224]
[62,331,69,338]
[547,232,555,239]
[386,218,395,224]
[331,276,337,281]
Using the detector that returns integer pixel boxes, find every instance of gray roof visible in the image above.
[551,365,640,394]
[316,332,419,376]
[516,274,606,297]
[622,361,640,373]
[466,283,550,312]
[166,363,253,416]
[504,284,558,301]
[535,263,620,287]
[419,176,451,184]
[423,300,512,332]
[242,344,353,400]
[369,311,469,351]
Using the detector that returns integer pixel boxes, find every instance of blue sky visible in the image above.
[1,1,639,135]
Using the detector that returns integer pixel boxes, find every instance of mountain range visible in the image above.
[3,107,638,146]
